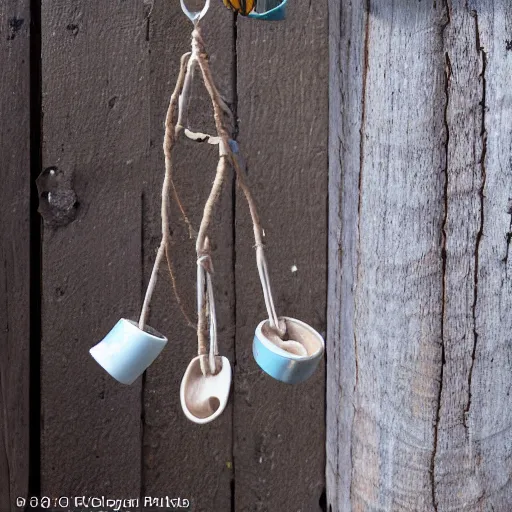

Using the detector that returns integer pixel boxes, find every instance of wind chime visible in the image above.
[89,0,324,424]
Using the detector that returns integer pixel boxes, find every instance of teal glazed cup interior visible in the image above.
[89,318,167,385]
[248,0,287,20]
[253,317,324,384]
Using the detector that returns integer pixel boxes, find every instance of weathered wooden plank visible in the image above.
[141,2,235,510]
[40,1,148,498]
[433,1,512,509]
[433,1,485,510]
[326,1,366,510]
[329,1,512,510]
[0,1,31,509]
[234,4,328,510]
[328,1,448,510]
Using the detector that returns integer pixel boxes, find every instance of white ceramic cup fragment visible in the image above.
[180,355,232,424]
[253,316,325,384]
[89,318,167,385]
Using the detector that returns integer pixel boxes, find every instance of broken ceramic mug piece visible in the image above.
[253,316,324,384]
[180,355,232,424]
[248,0,287,20]
[90,318,167,385]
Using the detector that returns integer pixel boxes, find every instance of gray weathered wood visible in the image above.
[141,1,235,510]
[328,0,512,510]
[0,1,31,509]
[435,1,512,510]
[235,3,328,510]
[328,0,447,510]
[40,1,147,497]
[327,1,367,510]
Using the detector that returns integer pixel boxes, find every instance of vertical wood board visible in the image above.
[328,0,512,510]
[326,1,366,510]
[141,2,235,511]
[40,1,148,498]
[434,1,512,509]
[328,1,448,510]
[0,1,31,509]
[235,3,328,510]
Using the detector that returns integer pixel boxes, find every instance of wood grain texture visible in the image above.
[435,1,512,509]
[234,3,328,510]
[141,2,235,510]
[0,1,31,509]
[328,0,447,510]
[326,1,366,510]
[328,0,512,510]
[40,1,148,498]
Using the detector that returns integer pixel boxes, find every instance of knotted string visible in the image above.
[139,52,193,331]
[191,26,285,338]
[138,19,286,368]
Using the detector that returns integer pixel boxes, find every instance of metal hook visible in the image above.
[180,0,210,23]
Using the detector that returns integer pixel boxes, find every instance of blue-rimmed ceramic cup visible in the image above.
[89,318,167,385]
[248,0,287,20]
[253,317,324,384]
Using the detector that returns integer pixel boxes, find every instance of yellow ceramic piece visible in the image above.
[222,0,256,16]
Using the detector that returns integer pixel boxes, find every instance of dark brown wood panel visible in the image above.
[141,2,235,510]
[40,1,148,498]
[234,4,328,510]
[0,1,31,509]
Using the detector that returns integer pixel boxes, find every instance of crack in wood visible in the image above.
[0,318,12,510]
[230,11,238,512]
[353,0,370,395]
[139,191,147,506]
[349,1,370,507]
[28,0,42,501]
[503,197,512,269]
[0,426,11,512]
[432,4,452,505]
[464,7,487,433]
[503,215,512,272]
[431,45,451,512]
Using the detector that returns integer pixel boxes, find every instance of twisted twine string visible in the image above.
[192,26,285,338]
[138,21,285,362]
[139,52,194,331]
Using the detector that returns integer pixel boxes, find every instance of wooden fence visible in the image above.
[0,1,327,511]
[5,1,512,511]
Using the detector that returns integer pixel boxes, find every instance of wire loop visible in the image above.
[180,0,210,23]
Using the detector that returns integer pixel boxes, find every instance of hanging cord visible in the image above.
[139,52,195,331]
[191,26,286,337]
[140,18,286,345]
[195,153,229,360]
[197,238,220,376]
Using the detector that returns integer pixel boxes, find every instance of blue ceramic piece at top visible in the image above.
[248,0,287,20]
[253,317,324,384]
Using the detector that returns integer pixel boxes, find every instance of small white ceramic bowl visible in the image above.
[180,355,232,424]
